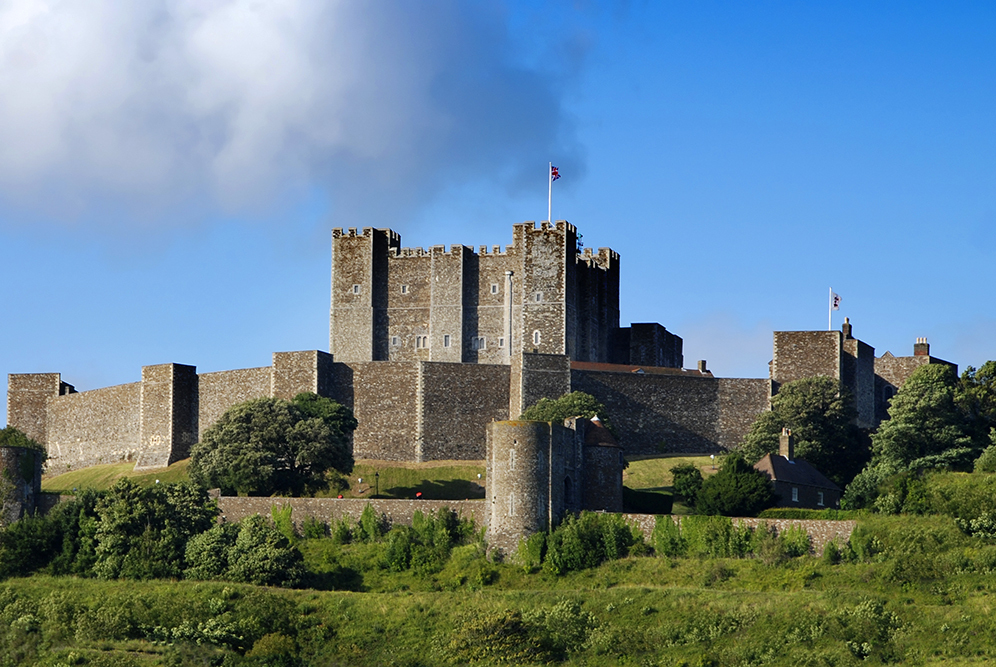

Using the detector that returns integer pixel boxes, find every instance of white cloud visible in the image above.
[0,0,584,228]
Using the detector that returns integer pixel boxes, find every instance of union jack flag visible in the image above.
[551,165,561,181]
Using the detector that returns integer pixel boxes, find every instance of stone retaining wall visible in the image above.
[215,496,485,529]
[621,514,856,555]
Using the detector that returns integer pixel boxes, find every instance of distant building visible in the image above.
[753,429,841,509]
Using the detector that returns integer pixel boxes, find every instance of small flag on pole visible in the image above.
[831,292,841,310]
[551,165,561,181]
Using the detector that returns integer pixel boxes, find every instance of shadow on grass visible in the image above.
[382,479,485,500]
[307,566,365,592]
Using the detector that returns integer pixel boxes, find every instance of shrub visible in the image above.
[356,505,386,542]
[670,463,704,504]
[622,487,673,514]
[651,515,686,558]
[543,512,641,575]
[780,525,811,557]
[695,453,775,517]
[973,442,996,472]
[517,532,547,572]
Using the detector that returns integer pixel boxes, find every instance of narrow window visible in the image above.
[509,449,516,471]
[509,492,515,517]
[443,334,451,348]
[472,336,486,350]
[401,284,409,294]
[791,487,799,503]
[817,491,825,507]
[490,284,499,294]
[352,284,361,294]
[416,336,428,349]
[391,336,400,347]
[533,330,541,346]
[534,292,542,302]
[498,337,505,348]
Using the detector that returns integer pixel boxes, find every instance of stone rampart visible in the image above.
[418,361,510,461]
[572,369,769,454]
[197,367,272,435]
[46,382,142,471]
[332,361,420,461]
[215,496,484,529]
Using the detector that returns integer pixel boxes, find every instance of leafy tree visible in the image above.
[695,453,775,517]
[957,361,996,444]
[974,432,996,473]
[845,364,979,509]
[871,364,975,470]
[520,391,612,431]
[190,393,356,497]
[670,463,704,505]
[185,514,305,587]
[740,377,867,487]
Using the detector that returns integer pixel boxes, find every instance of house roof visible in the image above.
[584,417,620,448]
[754,454,841,492]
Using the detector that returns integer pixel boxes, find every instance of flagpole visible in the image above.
[548,162,553,223]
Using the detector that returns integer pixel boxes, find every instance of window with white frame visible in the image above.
[817,491,825,506]
[416,335,428,349]
[443,334,451,348]
[533,330,541,346]
[390,336,400,347]
[791,487,799,503]
[498,337,505,348]
[509,449,516,471]
[352,284,361,294]
[472,336,486,350]
[490,284,499,294]
[401,284,409,294]
[509,492,515,517]
[534,292,543,302]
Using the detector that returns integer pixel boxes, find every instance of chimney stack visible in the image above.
[914,337,930,356]
[779,427,794,461]
[697,360,708,373]
[842,317,853,340]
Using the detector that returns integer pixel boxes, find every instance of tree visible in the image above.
[844,364,978,509]
[670,463,704,505]
[520,392,612,431]
[189,393,356,497]
[740,377,867,487]
[957,361,996,444]
[695,453,775,517]
[871,364,975,470]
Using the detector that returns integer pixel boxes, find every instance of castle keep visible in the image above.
[7,221,954,473]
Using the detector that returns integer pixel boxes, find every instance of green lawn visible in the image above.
[42,457,487,500]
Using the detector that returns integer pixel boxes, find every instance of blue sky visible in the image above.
[2,1,994,424]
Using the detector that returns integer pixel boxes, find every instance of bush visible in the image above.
[670,463,704,504]
[974,441,996,472]
[695,453,775,517]
[651,515,686,558]
[622,487,673,514]
[542,512,641,575]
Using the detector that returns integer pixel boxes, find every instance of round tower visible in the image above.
[486,420,551,555]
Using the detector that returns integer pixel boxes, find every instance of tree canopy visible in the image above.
[189,393,356,497]
[520,391,612,431]
[740,376,867,486]
[695,453,775,517]
[844,363,981,509]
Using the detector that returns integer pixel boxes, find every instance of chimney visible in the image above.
[841,317,853,340]
[914,337,930,356]
[697,360,708,373]
[779,427,794,461]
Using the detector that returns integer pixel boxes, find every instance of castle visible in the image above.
[7,220,954,475]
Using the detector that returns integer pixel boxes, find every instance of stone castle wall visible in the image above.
[46,382,142,470]
[571,368,770,454]
[771,331,842,389]
[198,367,273,435]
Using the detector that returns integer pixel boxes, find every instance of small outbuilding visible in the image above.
[753,428,841,509]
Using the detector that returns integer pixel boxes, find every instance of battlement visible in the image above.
[332,227,402,245]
